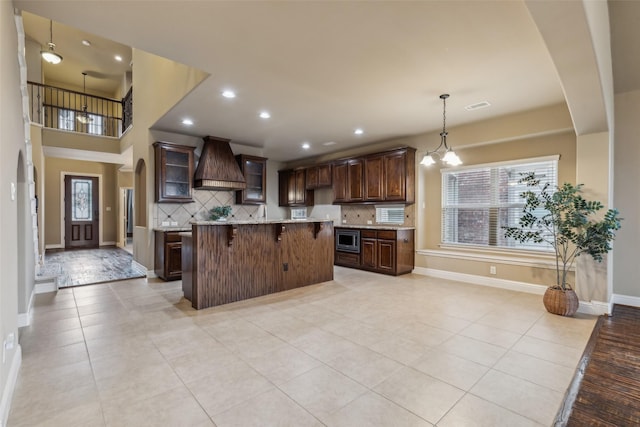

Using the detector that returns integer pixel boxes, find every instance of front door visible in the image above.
[65,175,99,248]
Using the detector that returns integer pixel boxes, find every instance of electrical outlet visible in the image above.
[161,221,170,226]
[490,265,497,275]
[367,220,373,225]
[170,221,178,226]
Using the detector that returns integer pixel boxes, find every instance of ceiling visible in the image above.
[15,1,638,163]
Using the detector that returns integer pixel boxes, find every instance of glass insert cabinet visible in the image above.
[154,141,195,203]
[235,154,267,205]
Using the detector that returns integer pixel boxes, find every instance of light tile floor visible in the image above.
[9,267,597,426]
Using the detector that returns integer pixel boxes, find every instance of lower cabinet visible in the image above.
[336,227,414,276]
[154,230,183,280]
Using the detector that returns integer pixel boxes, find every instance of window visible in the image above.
[87,114,104,136]
[58,109,75,131]
[376,205,405,224]
[441,156,558,251]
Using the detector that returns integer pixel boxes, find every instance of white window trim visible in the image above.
[416,247,572,271]
[440,154,560,173]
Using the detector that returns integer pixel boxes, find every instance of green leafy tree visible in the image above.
[503,172,621,291]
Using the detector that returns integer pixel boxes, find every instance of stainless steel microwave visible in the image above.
[335,229,360,253]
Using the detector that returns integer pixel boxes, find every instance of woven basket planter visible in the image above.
[543,286,579,317]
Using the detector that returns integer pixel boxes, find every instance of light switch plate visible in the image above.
[161,221,170,226]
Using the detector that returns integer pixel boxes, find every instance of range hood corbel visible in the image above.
[193,136,247,190]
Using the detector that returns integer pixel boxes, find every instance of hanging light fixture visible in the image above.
[77,73,93,124]
[40,20,63,64]
[420,94,462,167]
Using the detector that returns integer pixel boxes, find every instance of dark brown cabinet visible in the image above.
[332,159,364,203]
[335,227,414,275]
[155,230,184,280]
[154,142,195,203]
[306,164,332,189]
[364,154,385,201]
[278,169,314,207]
[235,155,267,205]
[332,147,415,204]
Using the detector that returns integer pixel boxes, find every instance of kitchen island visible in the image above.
[182,219,334,309]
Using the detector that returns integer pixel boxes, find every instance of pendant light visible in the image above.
[40,20,63,65]
[77,73,93,124]
[421,94,462,166]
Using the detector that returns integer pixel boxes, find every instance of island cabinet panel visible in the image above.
[189,221,333,309]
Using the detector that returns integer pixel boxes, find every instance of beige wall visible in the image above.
[44,157,119,247]
[613,89,640,298]
[1,3,32,418]
[42,128,121,154]
[31,125,45,258]
[129,49,209,269]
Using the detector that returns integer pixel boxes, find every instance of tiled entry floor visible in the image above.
[43,247,146,287]
[10,268,597,426]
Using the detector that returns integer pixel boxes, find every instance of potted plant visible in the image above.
[209,205,232,221]
[503,172,621,316]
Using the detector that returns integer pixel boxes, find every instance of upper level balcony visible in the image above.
[27,81,132,138]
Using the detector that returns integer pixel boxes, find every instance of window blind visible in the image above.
[441,157,558,250]
[376,205,405,224]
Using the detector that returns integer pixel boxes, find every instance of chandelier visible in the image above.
[77,73,93,124]
[420,94,462,166]
[40,20,63,65]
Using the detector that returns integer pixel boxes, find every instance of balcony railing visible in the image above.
[27,81,131,138]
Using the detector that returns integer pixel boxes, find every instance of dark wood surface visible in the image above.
[154,141,195,203]
[154,230,182,281]
[187,221,334,309]
[235,154,267,205]
[278,169,314,207]
[562,304,640,426]
[334,227,414,276]
[305,164,332,189]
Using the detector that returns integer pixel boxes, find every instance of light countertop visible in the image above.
[334,224,415,231]
[191,218,333,226]
[153,227,192,232]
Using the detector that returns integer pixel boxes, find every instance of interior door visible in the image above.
[65,175,99,248]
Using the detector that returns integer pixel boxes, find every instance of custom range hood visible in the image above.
[193,136,246,190]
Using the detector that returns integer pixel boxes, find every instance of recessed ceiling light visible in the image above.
[222,90,236,99]
[181,118,194,126]
[302,142,311,150]
[81,39,91,46]
[354,128,364,135]
[259,111,271,119]
[114,55,123,62]
[322,141,337,146]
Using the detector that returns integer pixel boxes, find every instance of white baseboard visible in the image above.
[17,289,35,328]
[577,299,611,316]
[45,244,63,250]
[0,345,22,427]
[412,267,547,295]
[413,267,610,315]
[35,279,57,294]
[146,270,157,279]
[100,241,116,246]
[612,293,640,308]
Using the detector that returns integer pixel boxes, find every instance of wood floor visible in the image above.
[563,304,640,426]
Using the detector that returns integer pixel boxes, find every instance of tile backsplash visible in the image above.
[155,189,262,227]
[340,204,415,227]
[156,189,415,228]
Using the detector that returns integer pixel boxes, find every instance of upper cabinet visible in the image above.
[153,141,195,203]
[235,155,267,205]
[333,147,415,204]
[278,169,314,207]
[306,164,332,189]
